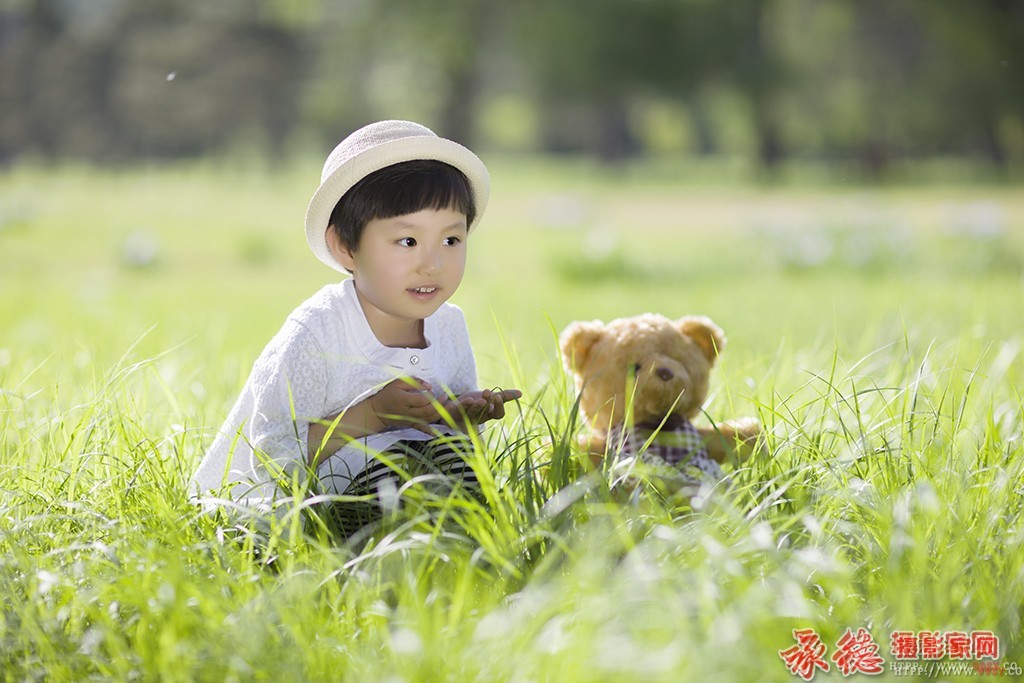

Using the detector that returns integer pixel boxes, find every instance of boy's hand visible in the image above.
[442,388,522,428]
[369,377,442,433]
[369,380,521,434]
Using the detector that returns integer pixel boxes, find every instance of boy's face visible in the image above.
[328,207,468,344]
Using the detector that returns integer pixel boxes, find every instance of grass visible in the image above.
[1,158,1023,681]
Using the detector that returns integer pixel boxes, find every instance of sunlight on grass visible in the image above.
[1,326,1021,680]
[1,163,1023,679]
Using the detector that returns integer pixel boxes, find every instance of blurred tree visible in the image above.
[110,1,307,158]
[515,0,694,160]
[727,0,787,170]
[772,0,1024,176]
[514,0,792,168]
[361,0,497,146]
[0,0,1021,170]
[0,0,108,159]
[0,0,307,161]
[916,0,1024,168]
[299,2,379,146]
[269,0,501,150]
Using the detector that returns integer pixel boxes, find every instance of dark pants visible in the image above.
[317,435,481,538]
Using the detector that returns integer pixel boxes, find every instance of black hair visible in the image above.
[328,159,476,251]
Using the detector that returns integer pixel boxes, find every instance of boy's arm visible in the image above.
[306,377,441,467]
[306,395,381,467]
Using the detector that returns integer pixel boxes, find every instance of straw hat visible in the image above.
[304,120,490,272]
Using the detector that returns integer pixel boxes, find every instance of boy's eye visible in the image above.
[397,237,417,247]
[443,236,462,246]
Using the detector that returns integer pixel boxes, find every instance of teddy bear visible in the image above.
[559,313,762,492]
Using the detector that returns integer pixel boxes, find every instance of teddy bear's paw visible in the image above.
[699,417,766,464]
[568,433,610,470]
[723,417,767,461]
[722,417,763,441]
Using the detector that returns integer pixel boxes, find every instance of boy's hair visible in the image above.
[328,159,476,251]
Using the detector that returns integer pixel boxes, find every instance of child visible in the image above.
[191,120,521,525]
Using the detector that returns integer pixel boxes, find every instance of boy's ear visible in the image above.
[325,226,356,272]
[676,315,726,363]
[560,321,606,374]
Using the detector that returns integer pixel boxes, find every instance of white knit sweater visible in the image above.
[190,278,477,507]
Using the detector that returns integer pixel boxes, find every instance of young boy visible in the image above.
[191,120,521,522]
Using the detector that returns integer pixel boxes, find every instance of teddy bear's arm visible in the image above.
[577,433,609,468]
[698,417,765,464]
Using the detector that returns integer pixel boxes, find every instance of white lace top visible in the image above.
[190,277,477,506]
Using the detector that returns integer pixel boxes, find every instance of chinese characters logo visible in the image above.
[779,628,1008,680]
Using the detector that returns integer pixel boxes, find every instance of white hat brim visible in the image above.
[304,134,490,272]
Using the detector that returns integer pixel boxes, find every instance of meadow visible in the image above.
[1,157,1023,681]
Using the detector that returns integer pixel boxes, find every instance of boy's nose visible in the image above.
[418,247,442,274]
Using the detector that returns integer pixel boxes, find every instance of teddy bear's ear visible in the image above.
[676,315,726,363]
[559,321,606,374]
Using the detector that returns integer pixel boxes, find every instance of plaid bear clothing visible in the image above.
[608,416,724,485]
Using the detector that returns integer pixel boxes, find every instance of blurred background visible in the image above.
[1,0,1023,398]
[2,0,1023,177]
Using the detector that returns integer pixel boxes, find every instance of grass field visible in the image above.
[1,158,1023,681]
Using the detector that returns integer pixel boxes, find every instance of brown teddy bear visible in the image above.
[559,313,762,491]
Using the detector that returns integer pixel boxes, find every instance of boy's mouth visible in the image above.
[408,286,440,301]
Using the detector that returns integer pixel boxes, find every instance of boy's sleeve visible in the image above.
[448,306,479,395]
[245,321,328,479]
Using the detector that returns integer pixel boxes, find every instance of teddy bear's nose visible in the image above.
[656,367,674,381]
